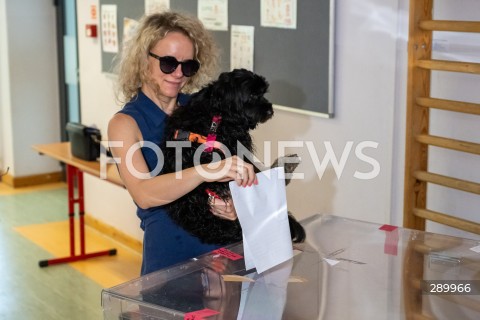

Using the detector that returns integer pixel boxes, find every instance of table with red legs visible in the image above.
[33,142,123,267]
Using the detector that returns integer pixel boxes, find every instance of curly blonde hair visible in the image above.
[114,11,219,104]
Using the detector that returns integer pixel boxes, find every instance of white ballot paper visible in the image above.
[229,167,293,274]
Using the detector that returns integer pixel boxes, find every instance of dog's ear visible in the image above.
[232,69,273,128]
[243,74,274,128]
[206,71,241,115]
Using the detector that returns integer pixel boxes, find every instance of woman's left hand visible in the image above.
[209,197,237,221]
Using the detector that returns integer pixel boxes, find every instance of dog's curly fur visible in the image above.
[161,69,305,245]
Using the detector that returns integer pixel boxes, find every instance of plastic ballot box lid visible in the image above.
[102,214,480,320]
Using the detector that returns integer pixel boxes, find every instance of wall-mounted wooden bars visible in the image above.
[419,20,480,32]
[416,97,480,115]
[416,134,480,155]
[416,59,480,73]
[403,0,480,234]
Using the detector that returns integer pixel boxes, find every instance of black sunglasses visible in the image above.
[148,52,200,77]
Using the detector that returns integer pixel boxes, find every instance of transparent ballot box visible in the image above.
[102,214,480,320]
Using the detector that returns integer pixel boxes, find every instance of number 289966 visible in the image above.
[421,280,480,295]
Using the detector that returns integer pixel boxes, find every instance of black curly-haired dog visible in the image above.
[161,68,305,245]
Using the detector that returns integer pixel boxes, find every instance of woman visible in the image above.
[108,11,257,275]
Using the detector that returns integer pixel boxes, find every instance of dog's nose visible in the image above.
[267,108,274,117]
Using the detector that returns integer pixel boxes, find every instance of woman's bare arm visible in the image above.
[108,113,256,209]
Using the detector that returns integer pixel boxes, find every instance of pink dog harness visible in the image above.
[173,115,222,152]
[205,115,222,152]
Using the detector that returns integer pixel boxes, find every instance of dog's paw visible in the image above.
[271,154,301,185]
[288,211,306,243]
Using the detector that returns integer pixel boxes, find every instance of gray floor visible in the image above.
[0,185,103,319]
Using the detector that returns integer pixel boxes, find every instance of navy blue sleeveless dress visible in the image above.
[118,90,221,275]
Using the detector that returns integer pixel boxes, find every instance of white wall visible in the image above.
[0,0,11,172]
[0,0,61,177]
[0,0,5,169]
[74,0,479,242]
[76,0,142,240]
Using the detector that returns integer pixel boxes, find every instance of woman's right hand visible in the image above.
[198,155,257,187]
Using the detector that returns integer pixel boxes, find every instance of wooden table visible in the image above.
[32,142,123,186]
[33,142,123,267]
